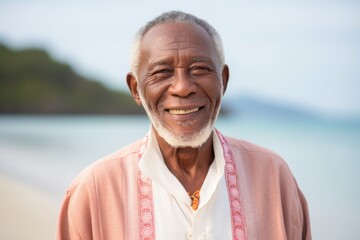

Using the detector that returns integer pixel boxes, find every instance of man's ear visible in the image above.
[126,72,142,106]
[221,64,230,95]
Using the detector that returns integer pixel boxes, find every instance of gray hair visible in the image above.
[129,10,225,79]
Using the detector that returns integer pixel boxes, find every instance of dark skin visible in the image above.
[127,23,229,194]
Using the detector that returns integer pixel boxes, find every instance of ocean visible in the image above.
[0,115,359,239]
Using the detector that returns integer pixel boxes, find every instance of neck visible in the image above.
[154,128,214,194]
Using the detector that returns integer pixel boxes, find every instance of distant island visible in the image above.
[222,95,316,119]
[0,43,144,114]
[0,43,319,118]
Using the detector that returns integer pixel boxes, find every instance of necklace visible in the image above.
[188,189,200,211]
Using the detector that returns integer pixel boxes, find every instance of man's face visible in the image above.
[133,23,228,148]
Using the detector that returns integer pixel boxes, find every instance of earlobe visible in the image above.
[126,73,142,106]
[221,64,230,95]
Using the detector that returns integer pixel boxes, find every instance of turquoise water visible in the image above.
[0,115,359,239]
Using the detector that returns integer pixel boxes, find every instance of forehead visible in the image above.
[140,23,218,64]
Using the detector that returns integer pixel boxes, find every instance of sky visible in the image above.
[0,0,359,117]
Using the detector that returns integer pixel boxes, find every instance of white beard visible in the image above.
[138,90,221,148]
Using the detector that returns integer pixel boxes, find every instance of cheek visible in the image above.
[142,82,168,111]
[203,78,223,102]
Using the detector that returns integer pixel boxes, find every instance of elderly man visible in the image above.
[57,11,311,240]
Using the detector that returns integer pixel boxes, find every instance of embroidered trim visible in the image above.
[216,130,248,240]
[137,135,156,240]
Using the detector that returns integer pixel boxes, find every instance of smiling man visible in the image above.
[57,11,311,240]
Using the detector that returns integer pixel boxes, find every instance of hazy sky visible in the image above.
[0,0,359,117]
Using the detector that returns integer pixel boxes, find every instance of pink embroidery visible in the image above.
[216,130,248,240]
[137,136,156,240]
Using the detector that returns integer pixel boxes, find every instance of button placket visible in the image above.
[203,228,209,240]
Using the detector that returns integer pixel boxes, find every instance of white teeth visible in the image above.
[169,108,199,115]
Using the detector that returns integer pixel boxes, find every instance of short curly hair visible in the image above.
[129,10,225,79]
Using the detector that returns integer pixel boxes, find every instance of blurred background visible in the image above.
[0,0,359,239]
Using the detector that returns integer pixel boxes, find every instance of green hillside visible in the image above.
[0,44,144,114]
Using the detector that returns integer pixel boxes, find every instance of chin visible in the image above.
[155,122,213,148]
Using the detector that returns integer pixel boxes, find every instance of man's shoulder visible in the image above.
[224,135,297,186]
[66,138,143,193]
[97,138,144,165]
[225,136,289,169]
[225,136,279,155]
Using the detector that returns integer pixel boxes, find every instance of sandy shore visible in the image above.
[0,174,60,240]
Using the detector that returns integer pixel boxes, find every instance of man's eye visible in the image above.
[189,66,211,75]
[155,69,173,74]
[153,69,173,77]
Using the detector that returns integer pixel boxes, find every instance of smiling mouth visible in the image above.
[168,108,200,115]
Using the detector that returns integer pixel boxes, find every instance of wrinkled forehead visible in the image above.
[139,23,218,62]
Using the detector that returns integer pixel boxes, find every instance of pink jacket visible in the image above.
[57,133,311,240]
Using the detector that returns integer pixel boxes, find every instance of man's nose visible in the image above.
[168,68,197,97]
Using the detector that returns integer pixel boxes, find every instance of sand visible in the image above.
[0,174,60,240]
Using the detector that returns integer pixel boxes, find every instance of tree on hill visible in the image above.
[0,43,144,114]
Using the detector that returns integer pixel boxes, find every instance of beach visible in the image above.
[0,115,359,239]
[0,174,59,240]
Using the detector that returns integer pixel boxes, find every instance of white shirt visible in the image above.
[139,129,232,240]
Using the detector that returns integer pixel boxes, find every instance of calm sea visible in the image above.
[0,115,359,239]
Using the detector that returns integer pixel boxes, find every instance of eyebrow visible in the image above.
[190,57,212,63]
[148,58,172,69]
[147,56,214,69]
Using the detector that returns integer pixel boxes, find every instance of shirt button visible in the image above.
[187,233,192,239]
[203,229,209,240]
